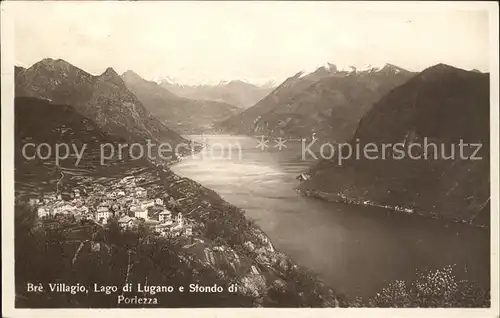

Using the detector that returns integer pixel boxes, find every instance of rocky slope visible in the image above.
[15,59,187,151]
[298,64,490,224]
[15,96,345,308]
[122,71,240,133]
[219,63,414,141]
[159,79,274,109]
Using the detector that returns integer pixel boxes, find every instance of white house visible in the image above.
[97,205,110,213]
[141,199,155,209]
[159,210,172,224]
[134,208,148,220]
[37,207,49,218]
[176,212,183,227]
[129,205,140,212]
[96,206,112,224]
[172,213,184,231]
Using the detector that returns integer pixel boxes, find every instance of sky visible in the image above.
[10,1,492,85]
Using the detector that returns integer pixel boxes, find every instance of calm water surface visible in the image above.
[171,135,490,298]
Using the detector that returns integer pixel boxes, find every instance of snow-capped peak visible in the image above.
[298,62,403,78]
[153,75,180,86]
[356,63,387,72]
[334,63,391,73]
[151,75,276,88]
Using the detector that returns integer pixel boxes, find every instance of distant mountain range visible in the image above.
[122,71,240,133]
[15,59,188,156]
[158,79,275,109]
[218,63,415,141]
[299,64,490,224]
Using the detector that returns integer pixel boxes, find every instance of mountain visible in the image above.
[122,71,240,133]
[298,64,490,224]
[218,63,414,141]
[15,59,188,155]
[158,79,275,109]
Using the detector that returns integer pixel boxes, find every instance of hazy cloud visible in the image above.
[10,1,491,85]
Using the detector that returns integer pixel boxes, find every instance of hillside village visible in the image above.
[31,174,193,238]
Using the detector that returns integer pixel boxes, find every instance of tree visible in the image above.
[363,265,490,307]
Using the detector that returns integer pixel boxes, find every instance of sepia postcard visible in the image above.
[1,1,499,317]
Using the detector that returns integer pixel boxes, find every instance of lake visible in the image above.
[171,134,490,298]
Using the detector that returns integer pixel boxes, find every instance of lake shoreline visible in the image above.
[296,187,489,230]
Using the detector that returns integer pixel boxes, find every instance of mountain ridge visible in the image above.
[15,58,188,159]
[121,70,240,134]
[218,63,415,141]
[299,64,490,224]
[157,78,275,109]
